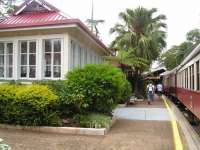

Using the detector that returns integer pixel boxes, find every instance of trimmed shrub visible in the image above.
[65,64,132,114]
[33,80,73,117]
[0,84,60,126]
[73,113,111,128]
[33,80,66,97]
[0,85,17,123]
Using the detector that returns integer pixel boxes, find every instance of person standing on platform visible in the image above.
[147,81,155,105]
[156,83,163,98]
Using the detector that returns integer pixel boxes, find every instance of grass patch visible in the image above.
[73,113,112,128]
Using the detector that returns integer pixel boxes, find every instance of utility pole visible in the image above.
[86,0,104,37]
[91,0,94,33]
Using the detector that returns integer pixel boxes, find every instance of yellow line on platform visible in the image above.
[163,96,183,150]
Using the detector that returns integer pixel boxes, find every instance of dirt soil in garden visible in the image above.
[0,96,189,150]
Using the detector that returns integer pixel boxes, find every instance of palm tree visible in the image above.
[0,0,18,18]
[110,7,167,96]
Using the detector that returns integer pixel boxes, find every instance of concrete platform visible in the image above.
[113,107,171,121]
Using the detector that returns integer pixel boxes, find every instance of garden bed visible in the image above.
[0,64,130,136]
[0,116,117,136]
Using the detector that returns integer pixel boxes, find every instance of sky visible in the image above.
[46,0,200,50]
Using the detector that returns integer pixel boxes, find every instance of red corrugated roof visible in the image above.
[0,12,68,29]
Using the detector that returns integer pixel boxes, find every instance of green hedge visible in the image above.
[0,84,60,126]
[33,80,73,117]
[64,64,132,114]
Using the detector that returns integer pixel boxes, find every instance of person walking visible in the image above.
[147,81,155,105]
[156,83,163,98]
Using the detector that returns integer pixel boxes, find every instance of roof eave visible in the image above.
[0,22,110,55]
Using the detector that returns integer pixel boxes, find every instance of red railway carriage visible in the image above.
[162,68,177,96]
[163,44,200,120]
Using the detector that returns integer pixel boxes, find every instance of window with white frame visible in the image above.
[70,40,76,70]
[89,51,92,64]
[78,45,82,67]
[44,39,61,78]
[81,47,85,67]
[84,48,87,65]
[20,41,36,79]
[0,42,13,78]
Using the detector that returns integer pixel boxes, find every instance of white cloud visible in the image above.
[47,0,200,49]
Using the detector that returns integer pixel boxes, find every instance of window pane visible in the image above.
[53,66,61,78]
[21,41,27,53]
[53,53,61,65]
[45,40,51,52]
[6,67,12,78]
[29,54,36,65]
[7,43,13,54]
[54,40,61,52]
[21,66,27,77]
[6,55,12,66]
[79,47,81,66]
[73,44,76,67]
[21,54,27,65]
[45,66,51,77]
[0,67,4,77]
[90,54,92,63]
[0,43,4,54]
[0,55,4,65]
[29,66,36,78]
[85,49,87,64]
[196,61,200,90]
[192,65,194,90]
[29,42,36,53]
[45,53,51,65]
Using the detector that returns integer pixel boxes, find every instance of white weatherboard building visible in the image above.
[0,0,110,80]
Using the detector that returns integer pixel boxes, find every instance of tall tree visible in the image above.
[110,7,167,95]
[186,28,200,44]
[161,28,200,70]
[0,0,23,19]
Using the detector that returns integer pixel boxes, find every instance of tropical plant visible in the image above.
[0,138,11,150]
[0,0,15,18]
[110,7,167,95]
[186,28,200,44]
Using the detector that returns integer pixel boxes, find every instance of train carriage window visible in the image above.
[184,69,186,88]
[186,68,188,89]
[190,65,194,90]
[193,65,195,90]
[196,61,200,90]
[181,71,183,88]
[189,66,192,90]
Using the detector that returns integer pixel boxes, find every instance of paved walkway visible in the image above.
[113,107,170,121]
[0,97,186,150]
